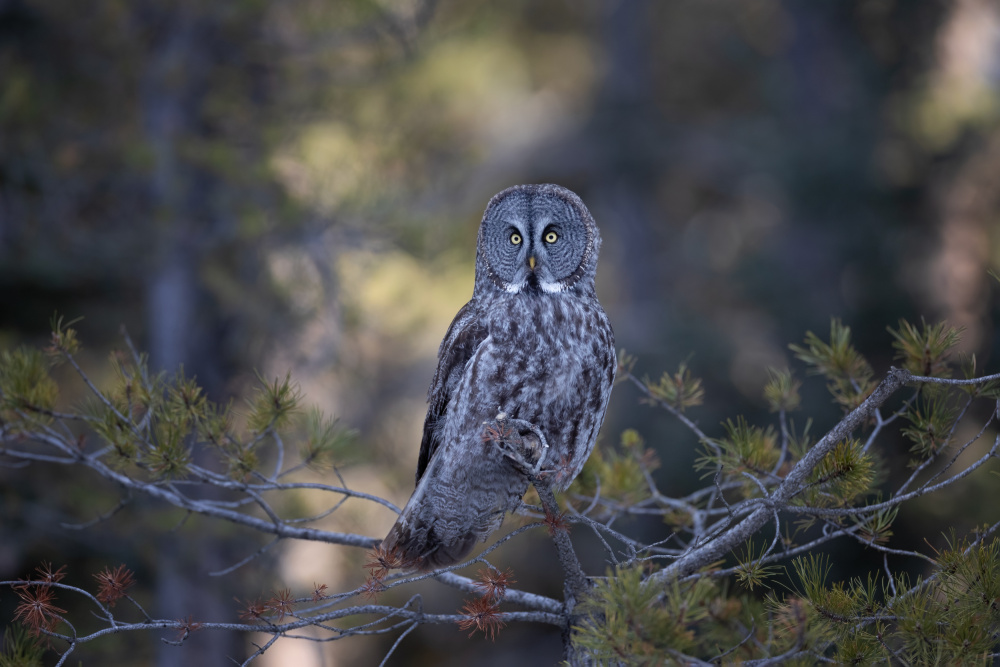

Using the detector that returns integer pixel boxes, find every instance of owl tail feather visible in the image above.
[381,417,526,571]
[381,517,478,571]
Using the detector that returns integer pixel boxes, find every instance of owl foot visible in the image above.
[481,413,549,477]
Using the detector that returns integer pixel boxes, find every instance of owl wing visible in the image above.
[415,300,486,483]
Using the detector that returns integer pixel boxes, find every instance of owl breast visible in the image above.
[448,289,616,488]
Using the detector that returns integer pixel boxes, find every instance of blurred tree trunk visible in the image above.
[143,5,218,392]
[591,0,662,344]
[140,6,241,664]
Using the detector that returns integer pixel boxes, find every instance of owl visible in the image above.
[381,184,616,570]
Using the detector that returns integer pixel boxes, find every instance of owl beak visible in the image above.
[528,256,536,271]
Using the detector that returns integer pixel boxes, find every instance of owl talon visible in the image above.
[482,414,549,477]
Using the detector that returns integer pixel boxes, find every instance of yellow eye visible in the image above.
[510,232,522,245]
[544,231,558,243]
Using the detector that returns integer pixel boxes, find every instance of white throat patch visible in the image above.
[500,279,566,294]
[540,280,567,294]
[502,281,523,294]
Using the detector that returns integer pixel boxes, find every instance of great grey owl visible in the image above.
[381,183,616,570]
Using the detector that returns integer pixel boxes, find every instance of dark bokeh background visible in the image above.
[3,1,1000,664]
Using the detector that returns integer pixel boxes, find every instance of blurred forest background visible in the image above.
[3,0,1000,664]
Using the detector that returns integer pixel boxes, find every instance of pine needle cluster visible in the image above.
[0,319,356,484]
[575,566,763,663]
[789,319,874,410]
[572,317,1000,663]
[778,536,1000,664]
[641,362,705,412]
[569,428,659,504]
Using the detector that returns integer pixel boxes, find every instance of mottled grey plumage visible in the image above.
[382,183,616,570]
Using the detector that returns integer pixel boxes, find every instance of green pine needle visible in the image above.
[888,318,963,378]
[643,362,705,412]
[246,371,302,434]
[701,416,779,477]
[763,367,801,413]
[790,319,875,410]
[735,540,781,591]
[300,408,358,470]
[0,347,59,421]
[0,624,46,667]
[901,395,956,458]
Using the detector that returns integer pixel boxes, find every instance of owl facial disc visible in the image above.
[475,184,599,296]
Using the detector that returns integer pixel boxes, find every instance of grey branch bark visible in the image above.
[650,367,912,583]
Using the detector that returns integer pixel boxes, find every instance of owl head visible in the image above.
[473,184,602,296]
